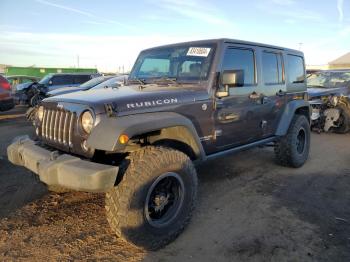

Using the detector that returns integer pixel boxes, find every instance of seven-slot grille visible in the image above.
[41,108,76,147]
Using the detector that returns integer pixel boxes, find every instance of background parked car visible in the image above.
[47,75,116,97]
[0,75,15,111]
[26,75,128,119]
[15,73,101,106]
[90,75,128,90]
[37,73,101,91]
[6,75,40,93]
[307,69,350,98]
[307,69,350,133]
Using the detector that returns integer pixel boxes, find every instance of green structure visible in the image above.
[5,66,98,78]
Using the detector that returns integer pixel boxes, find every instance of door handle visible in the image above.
[262,96,269,104]
[276,89,286,97]
[249,91,260,100]
[218,112,239,122]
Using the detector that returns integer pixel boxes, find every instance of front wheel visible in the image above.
[105,146,198,250]
[275,114,310,168]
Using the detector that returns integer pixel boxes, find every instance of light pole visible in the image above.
[298,43,303,51]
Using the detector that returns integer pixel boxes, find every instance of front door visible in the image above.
[213,47,287,150]
[214,46,264,150]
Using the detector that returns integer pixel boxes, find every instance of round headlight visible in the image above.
[81,111,94,134]
[37,106,44,121]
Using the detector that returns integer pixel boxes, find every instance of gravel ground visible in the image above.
[1,106,350,261]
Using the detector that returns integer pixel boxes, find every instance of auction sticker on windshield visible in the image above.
[187,47,211,57]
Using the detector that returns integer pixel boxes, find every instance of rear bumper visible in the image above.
[7,136,119,192]
[0,98,15,111]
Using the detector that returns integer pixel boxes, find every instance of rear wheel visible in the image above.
[275,114,310,168]
[105,146,198,250]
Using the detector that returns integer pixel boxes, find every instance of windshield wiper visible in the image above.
[308,85,327,88]
[152,77,180,85]
[128,78,147,85]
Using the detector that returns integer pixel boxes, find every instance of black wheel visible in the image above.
[275,114,310,168]
[333,104,350,134]
[105,146,198,250]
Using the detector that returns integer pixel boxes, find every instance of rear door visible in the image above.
[257,48,287,136]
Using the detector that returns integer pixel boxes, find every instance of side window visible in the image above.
[51,76,68,85]
[287,55,305,84]
[222,48,255,86]
[262,52,283,85]
[74,75,91,84]
[23,78,34,83]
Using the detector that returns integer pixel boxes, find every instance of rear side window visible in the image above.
[262,52,283,85]
[287,55,305,84]
[23,78,34,83]
[74,75,91,84]
[51,75,73,85]
[222,48,255,86]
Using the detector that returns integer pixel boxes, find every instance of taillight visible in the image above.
[0,80,11,90]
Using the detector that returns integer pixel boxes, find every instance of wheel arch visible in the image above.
[87,112,206,161]
[275,100,311,136]
[147,126,200,160]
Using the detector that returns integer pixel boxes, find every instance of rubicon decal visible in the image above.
[127,98,178,109]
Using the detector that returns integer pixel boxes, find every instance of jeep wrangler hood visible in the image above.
[44,84,210,115]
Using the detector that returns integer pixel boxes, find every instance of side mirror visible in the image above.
[216,70,244,97]
[48,80,53,85]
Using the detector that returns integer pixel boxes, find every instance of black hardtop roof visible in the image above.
[142,38,303,55]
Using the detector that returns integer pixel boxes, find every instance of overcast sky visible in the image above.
[0,0,349,72]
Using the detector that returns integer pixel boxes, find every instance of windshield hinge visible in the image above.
[105,104,116,117]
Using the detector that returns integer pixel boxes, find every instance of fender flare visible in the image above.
[275,100,311,136]
[87,112,206,160]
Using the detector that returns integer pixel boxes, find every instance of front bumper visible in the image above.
[7,136,119,192]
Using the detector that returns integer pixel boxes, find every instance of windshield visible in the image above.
[307,71,350,88]
[90,75,127,90]
[80,76,111,89]
[38,74,52,85]
[129,44,216,83]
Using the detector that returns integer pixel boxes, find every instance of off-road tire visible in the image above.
[275,114,310,168]
[334,104,350,134]
[105,146,198,250]
[47,185,72,193]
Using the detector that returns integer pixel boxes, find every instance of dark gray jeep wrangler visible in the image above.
[7,39,310,250]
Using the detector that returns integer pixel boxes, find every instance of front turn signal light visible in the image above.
[119,134,129,144]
